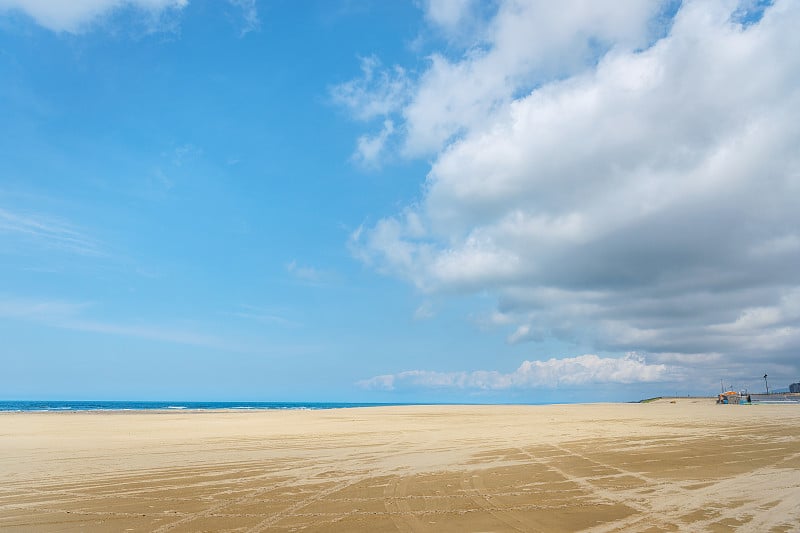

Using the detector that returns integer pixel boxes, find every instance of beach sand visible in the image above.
[2,399,799,532]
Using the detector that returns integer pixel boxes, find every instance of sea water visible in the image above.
[0,400,414,412]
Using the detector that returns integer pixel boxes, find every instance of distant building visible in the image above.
[790,383,800,393]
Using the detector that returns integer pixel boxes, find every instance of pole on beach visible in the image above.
[764,374,769,394]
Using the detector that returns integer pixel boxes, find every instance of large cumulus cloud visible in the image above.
[342,0,800,389]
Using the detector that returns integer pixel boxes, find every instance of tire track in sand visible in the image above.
[514,445,682,532]
[243,473,370,532]
[459,470,533,532]
[149,475,304,533]
[383,474,428,533]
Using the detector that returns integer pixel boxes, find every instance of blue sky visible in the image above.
[2,0,799,402]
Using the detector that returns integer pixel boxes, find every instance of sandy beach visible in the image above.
[1,399,799,532]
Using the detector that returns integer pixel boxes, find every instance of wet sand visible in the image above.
[2,399,799,532]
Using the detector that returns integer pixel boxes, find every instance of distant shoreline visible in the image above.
[0,400,424,413]
[8,393,798,413]
[0,397,725,413]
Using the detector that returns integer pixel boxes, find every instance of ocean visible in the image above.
[0,401,414,412]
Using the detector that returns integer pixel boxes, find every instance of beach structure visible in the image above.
[717,391,742,404]
[790,382,800,393]
[749,392,800,404]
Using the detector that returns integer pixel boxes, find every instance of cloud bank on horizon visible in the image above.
[359,353,669,391]
[341,0,800,391]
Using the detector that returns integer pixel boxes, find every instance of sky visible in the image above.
[1,0,799,403]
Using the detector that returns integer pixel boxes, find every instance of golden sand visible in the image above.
[1,399,799,532]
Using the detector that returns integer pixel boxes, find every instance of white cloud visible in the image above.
[422,0,475,32]
[228,0,259,36]
[331,56,413,165]
[170,143,202,167]
[413,301,435,320]
[420,0,484,44]
[346,0,800,383]
[400,0,667,156]
[0,0,188,33]
[0,297,89,319]
[353,119,394,169]
[0,296,232,349]
[358,353,669,391]
[286,260,325,283]
[0,206,104,256]
[330,56,411,122]
[507,323,542,344]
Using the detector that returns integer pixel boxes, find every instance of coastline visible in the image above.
[0,396,743,413]
[0,400,424,413]
[2,400,799,531]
